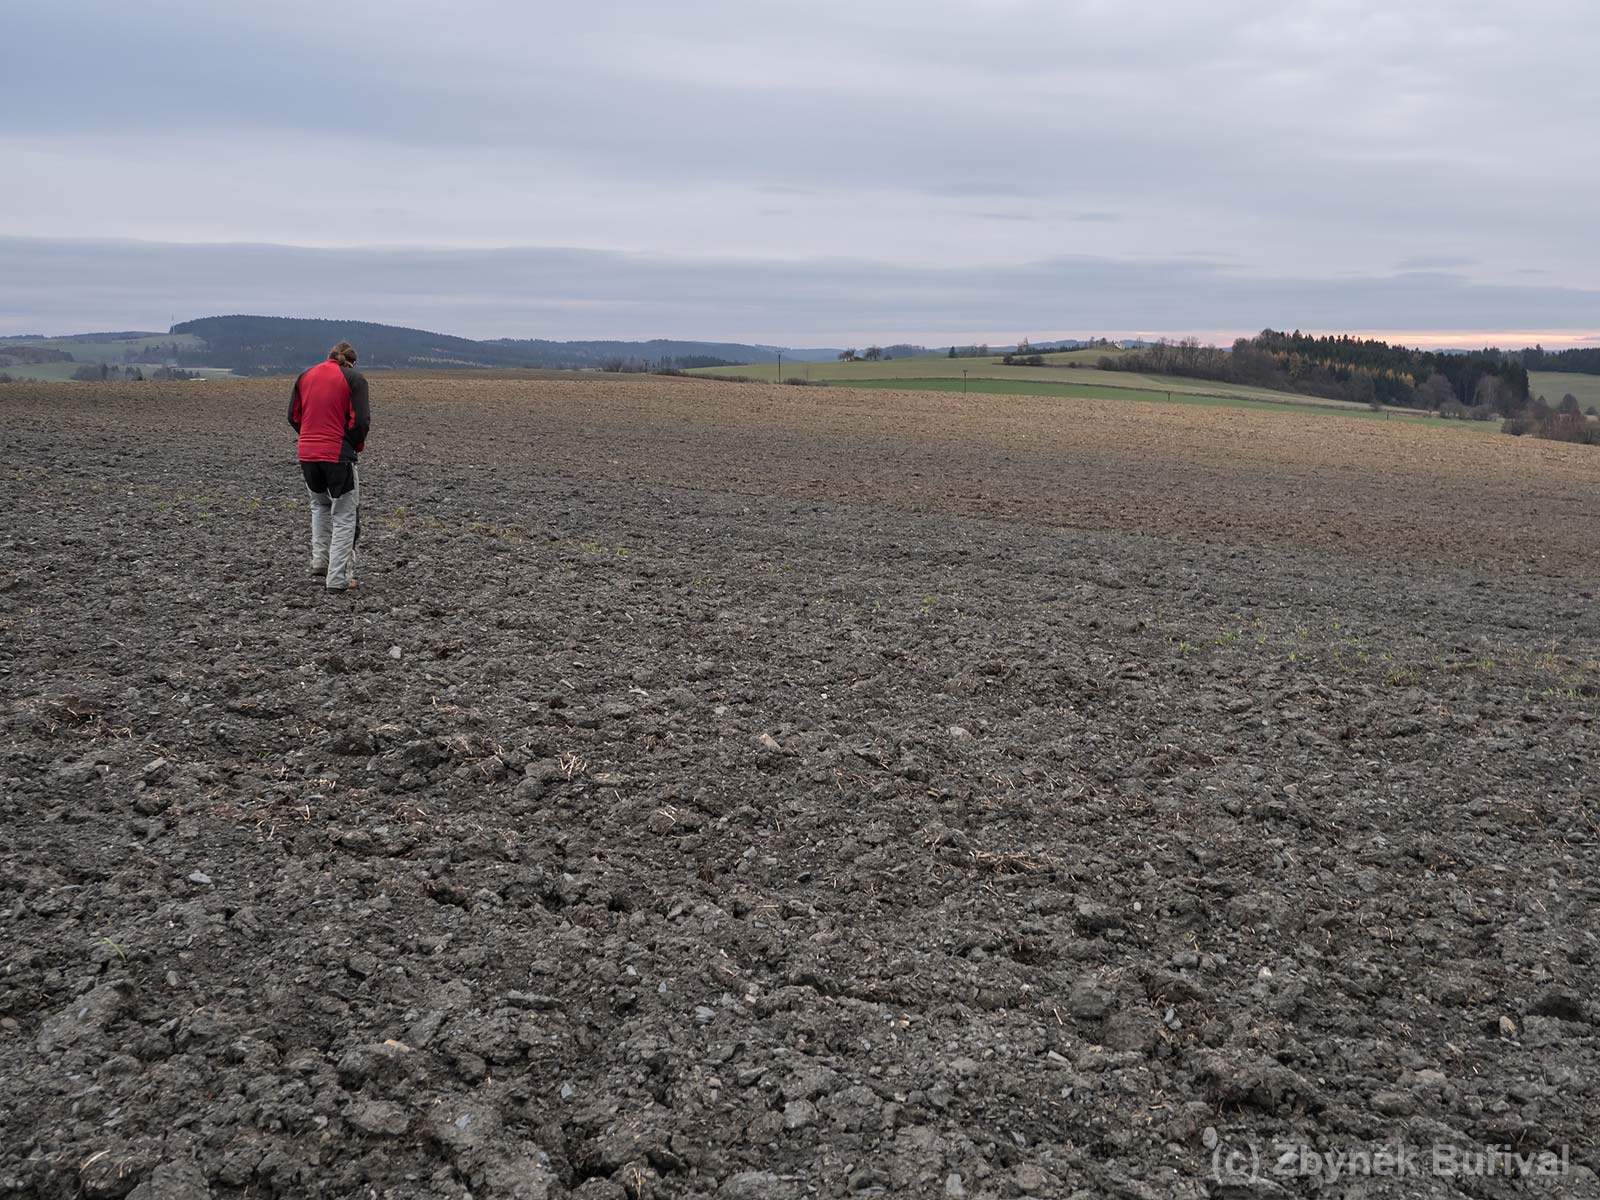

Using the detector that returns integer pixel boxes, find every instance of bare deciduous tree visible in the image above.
[1417,373,1455,411]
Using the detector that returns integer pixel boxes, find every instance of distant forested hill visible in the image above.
[1520,346,1600,375]
[168,315,839,375]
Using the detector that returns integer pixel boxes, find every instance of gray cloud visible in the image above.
[2,0,1597,340]
[4,237,1597,346]
[1397,255,1478,271]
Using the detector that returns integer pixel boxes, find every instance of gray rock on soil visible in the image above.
[36,981,131,1052]
[127,1162,210,1200]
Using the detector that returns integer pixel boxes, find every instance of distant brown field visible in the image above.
[7,372,1596,574]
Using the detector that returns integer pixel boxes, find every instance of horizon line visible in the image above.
[6,318,1599,355]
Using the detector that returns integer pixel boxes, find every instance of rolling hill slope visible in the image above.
[1530,372,1600,411]
[688,350,1479,423]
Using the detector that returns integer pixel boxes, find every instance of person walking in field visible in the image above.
[289,341,370,591]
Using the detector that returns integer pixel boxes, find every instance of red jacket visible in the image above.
[289,361,370,462]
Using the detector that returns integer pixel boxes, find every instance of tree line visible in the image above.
[1504,393,1597,443]
[0,346,74,366]
[1520,345,1600,375]
[599,354,740,372]
[838,344,926,362]
[70,364,199,382]
[1100,330,1533,415]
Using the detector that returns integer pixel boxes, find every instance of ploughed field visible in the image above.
[3,376,1599,1200]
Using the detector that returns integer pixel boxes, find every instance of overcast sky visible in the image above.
[3,0,1597,347]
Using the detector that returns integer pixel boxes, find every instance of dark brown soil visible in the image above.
[2,377,1598,1199]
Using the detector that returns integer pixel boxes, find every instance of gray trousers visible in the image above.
[307,466,360,589]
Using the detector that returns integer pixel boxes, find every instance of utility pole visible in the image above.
[963,368,969,395]
[777,352,782,382]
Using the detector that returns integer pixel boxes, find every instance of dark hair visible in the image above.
[328,341,358,367]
